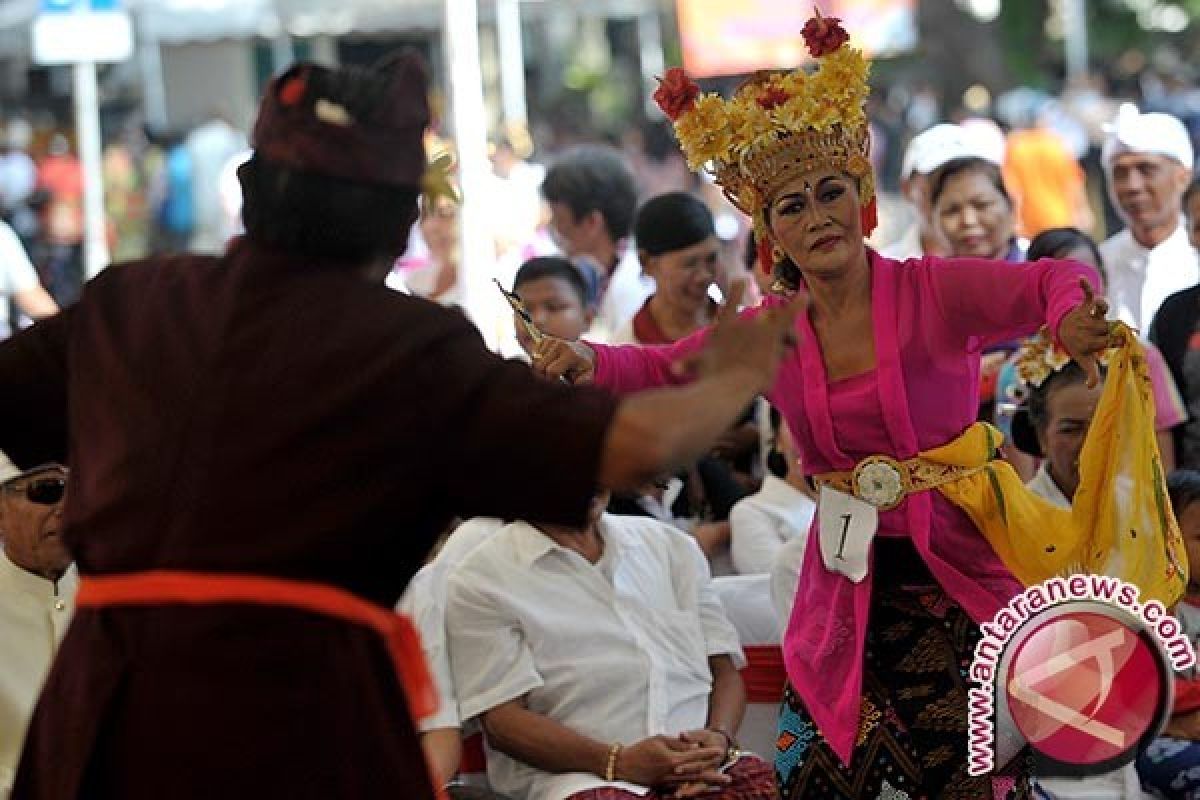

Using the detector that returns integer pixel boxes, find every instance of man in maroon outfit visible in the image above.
[0,54,798,799]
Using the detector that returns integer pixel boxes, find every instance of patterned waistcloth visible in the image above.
[565,755,777,799]
[776,538,1033,800]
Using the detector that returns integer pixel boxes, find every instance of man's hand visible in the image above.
[614,735,727,787]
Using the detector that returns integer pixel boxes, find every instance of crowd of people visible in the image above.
[5,9,1200,800]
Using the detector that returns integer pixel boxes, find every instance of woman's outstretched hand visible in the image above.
[530,338,596,384]
[1058,279,1121,388]
[530,280,804,391]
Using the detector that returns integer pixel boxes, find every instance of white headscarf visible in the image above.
[1101,103,1194,171]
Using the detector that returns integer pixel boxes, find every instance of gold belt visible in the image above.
[813,455,986,512]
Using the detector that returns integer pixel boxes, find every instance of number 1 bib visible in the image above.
[817,486,879,583]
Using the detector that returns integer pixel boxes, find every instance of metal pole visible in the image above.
[1063,0,1089,85]
[444,0,499,346]
[495,0,527,129]
[137,32,168,132]
[638,7,665,118]
[74,60,110,279]
[271,33,296,74]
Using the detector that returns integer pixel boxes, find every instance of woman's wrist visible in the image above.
[707,725,736,754]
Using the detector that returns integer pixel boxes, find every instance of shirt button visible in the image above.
[54,601,65,611]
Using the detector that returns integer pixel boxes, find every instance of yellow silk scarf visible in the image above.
[929,325,1186,606]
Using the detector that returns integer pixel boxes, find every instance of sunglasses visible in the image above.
[6,476,66,506]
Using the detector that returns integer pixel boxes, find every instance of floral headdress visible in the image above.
[1013,328,1114,390]
[653,9,874,280]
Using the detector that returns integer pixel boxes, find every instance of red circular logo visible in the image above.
[1004,610,1166,768]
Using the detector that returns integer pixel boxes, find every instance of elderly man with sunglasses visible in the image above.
[0,464,72,799]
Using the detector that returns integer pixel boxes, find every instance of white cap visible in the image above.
[900,123,1003,179]
[1101,103,1194,171]
[959,117,1008,166]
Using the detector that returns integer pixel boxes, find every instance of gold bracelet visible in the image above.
[605,742,623,782]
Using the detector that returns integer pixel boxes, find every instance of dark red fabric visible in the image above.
[565,755,777,799]
[0,238,618,800]
[77,570,438,720]
[630,298,716,346]
[460,733,489,775]
[253,53,429,187]
[1175,677,1200,715]
[742,645,787,704]
[631,298,672,345]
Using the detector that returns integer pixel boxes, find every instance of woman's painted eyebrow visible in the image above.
[775,177,844,205]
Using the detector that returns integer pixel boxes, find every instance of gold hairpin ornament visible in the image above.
[494,279,543,343]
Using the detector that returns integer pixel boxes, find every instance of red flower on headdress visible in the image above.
[757,87,791,111]
[279,71,308,106]
[802,8,850,58]
[654,68,701,121]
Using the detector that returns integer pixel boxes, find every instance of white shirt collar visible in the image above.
[756,475,814,508]
[509,516,624,568]
[1118,217,1191,257]
[0,549,77,602]
[1027,463,1071,510]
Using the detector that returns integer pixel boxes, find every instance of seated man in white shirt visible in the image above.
[445,492,775,800]
[0,464,75,798]
[729,415,814,575]
[397,517,505,790]
[0,219,57,340]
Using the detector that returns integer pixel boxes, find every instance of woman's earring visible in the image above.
[771,245,786,265]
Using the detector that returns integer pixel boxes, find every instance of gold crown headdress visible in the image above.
[653,9,875,276]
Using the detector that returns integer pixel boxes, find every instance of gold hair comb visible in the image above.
[494,279,543,343]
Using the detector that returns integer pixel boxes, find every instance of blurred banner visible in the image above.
[677,0,917,78]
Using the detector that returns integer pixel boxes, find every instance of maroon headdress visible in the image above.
[252,51,430,189]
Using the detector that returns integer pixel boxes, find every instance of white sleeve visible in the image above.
[398,567,461,732]
[445,568,544,722]
[730,498,785,575]
[683,535,747,669]
[769,536,809,625]
[0,222,36,294]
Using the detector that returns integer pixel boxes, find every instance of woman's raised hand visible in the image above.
[530,337,596,385]
[1058,279,1120,388]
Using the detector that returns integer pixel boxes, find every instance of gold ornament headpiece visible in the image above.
[653,9,876,239]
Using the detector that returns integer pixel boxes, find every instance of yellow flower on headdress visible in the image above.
[728,100,774,157]
[654,7,875,235]
[676,93,734,169]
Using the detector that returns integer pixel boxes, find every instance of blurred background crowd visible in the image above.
[0,0,1197,339]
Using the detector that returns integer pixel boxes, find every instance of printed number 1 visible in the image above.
[836,513,851,560]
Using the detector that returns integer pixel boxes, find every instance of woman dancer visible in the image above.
[531,11,1178,799]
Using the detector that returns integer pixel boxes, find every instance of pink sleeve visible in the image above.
[590,301,776,395]
[590,327,711,395]
[925,256,1097,350]
[1147,343,1188,430]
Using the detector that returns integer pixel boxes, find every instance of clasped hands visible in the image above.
[614,729,738,797]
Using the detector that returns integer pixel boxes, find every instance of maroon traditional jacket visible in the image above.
[0,238,616,799]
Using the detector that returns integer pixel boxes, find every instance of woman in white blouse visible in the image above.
[730,414,815,575]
